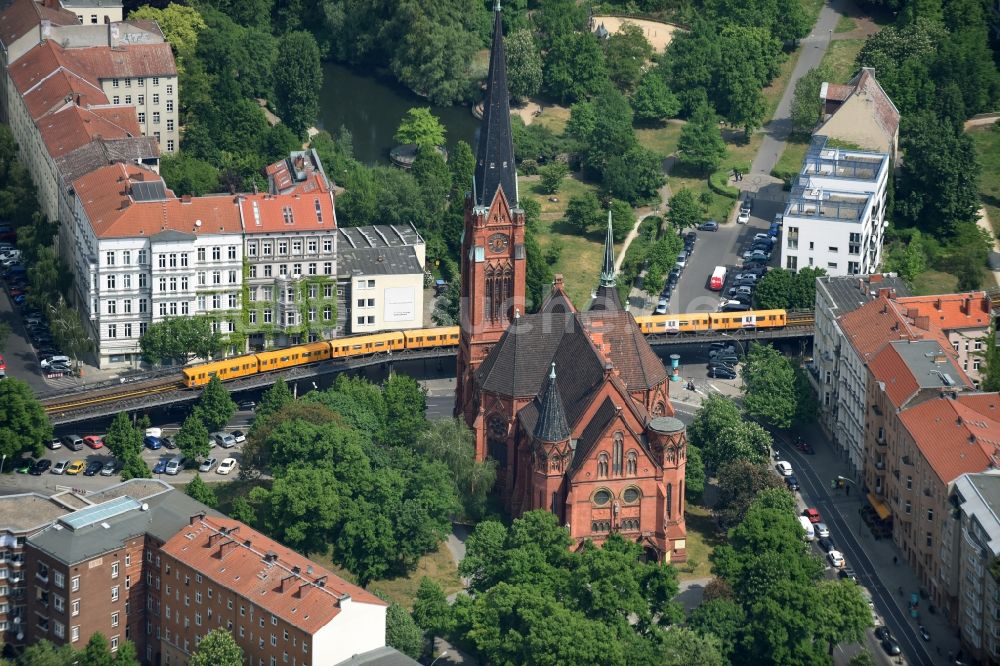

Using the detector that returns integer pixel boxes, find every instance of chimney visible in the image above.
[877,287,893,299]
[858,278,866,293]
[870,274,884,284]
[208,532,227,547]
[181,194,192,203]
[935,298,942,310]
[297,583,313,598]
[218,540,238,559]
[934,354,948,364]
[554,274,564,288]
[963,297,972,315]
[189,512,206,526]
[279,575,297,593]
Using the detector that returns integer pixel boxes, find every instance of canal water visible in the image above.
[316,62,480,166]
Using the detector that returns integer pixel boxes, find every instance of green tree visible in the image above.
[848,651,876,666]
[609,199,634,243]
[704,422,772,475]
[565,191,603,234]
[685,444,706,500]
[119,454,151,480]
[688,394,743,452]
[160,153,220,196]
[537,161,569,194]
[412,147,452,218]
[255,377,294,425]
[721,58,767,137]
[103,412,143,461]
[250,465,345,556]
[543,32,609,103]
[193,376,236,432]
[449,139,475,193]
[505,28,542,102]
[714,460,784,528]
[630,70,681,122]
[395,107,446,150]
[666,188,702,232]
[678,102,726,174]
[980,321,1000,392]
[48,298,93,365]
[688,598,746,661]
[128,3,206,71]
[79,633,113,666]
[657,626,725,665]
[742,342,797,428]
[790,267,826,309]
[415,419,497,519]
[140,317,224,365]
[603,146,665,204]
[385,602,424,659]
[582,87,636,176]
[412,576,454,635]
[391,14,478,105]
[0,377,50,460]
[175,413,211,461]
[532,0,587,48]
[754,267,794,309]
[382,373,427,447]
[790,66,833,137]
[185,474,218,508]
[229,496,257,526]
[604,23,653,92]
[794,367,819,426]
[272,31,321,136]
[189,628,244,666]
[111,640,141,666]
[814,579,873,654]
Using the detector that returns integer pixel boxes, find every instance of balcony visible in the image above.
[875,461,886,470]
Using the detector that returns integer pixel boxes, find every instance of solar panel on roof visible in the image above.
[61,496,142,531]
[131,180,167,202]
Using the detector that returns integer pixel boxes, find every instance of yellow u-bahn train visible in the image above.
[180,309,813,388]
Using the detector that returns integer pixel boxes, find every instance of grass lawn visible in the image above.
[679,503,720,581]
[820,39,864,84]
[911,270,959,295]
[772,138,809,179]
[969,126,1000,238]
[636,120,684,159]
[533,103,571,135]
[763,49,803,120]
[835,16,858,33]
[523,174,606,306]
[801,0,824,27]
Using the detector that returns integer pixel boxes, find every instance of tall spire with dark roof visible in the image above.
[473,1,518,209]
[600,210,616,288]
[534,363,571,442]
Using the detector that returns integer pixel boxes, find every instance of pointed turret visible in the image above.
[473,1,518,210]
[533,363,570,442]
[590,210,622,311]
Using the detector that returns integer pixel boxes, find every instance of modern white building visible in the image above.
[71,163,245,367]
[336,225,426,335]
[781,135,890,277]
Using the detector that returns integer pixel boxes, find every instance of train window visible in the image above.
[413,336,423,343]
[375,341,384,347]
[208,371,217,378]
[230,366,239,372]
[427,336,436,341]
[281,356,289,362]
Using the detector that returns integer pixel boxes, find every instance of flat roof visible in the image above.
[337,224,423,250]
[0,494,72,533]
[892,339,965,390]
[817,274,910,314]
[786,185,870,222]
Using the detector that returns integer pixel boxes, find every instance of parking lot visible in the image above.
[662,195,786,315]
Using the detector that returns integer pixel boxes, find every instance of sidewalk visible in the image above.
[786,425,961,665]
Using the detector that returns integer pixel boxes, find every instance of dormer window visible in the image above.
[282,206,294,224]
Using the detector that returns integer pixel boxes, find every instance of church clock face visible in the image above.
[487,233,510,254]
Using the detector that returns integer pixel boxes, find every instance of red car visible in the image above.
[0,353,5,375]
[803,508,822,524]
[83,436,104,450]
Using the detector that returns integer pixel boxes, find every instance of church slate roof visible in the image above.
[473,4,517,209]
[570,397,619,471]
[589,285,622,312]
[579,310,667,390]
[533,364,571,442]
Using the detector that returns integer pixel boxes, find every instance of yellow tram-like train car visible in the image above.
[708,309,786,331]
[635,312,713,335]
[256,340,333,373]
[182,355,260,388]
[403,326,460,350]
[330,331,406,359]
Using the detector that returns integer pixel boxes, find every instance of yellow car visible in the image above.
[65,460,86,475]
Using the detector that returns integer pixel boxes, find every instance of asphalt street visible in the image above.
[777,434,939,666]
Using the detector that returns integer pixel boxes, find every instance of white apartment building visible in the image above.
[59,0,124,25]
[336,225,426,335]
[240,151,339,349]
[781,135,889,277]
[811,274,908,474]
[942,471,1000,664]
[71,163,244,367]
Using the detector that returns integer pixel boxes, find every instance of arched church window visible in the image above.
[483,265,494,321]
[666,483,673,518]
[653,401,665,417]
[597,453,609,478]
[626,451,637,476]
[593,489,612,506]
[613,433,623,476]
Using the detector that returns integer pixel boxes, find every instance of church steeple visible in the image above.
[534,363,570,442]
[600,210,616,288]
[473,0,518,210]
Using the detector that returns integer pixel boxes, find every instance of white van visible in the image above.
[798,515,815,541]
[165,456,185,476]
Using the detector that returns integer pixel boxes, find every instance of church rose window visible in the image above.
[593,489,612,506]
[623,487,640,503]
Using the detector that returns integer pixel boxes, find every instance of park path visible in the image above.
[748,0,855,179]
[975,207,1000,286]
[615,174,673,273]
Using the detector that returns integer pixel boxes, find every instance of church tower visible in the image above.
[456,0,526,423]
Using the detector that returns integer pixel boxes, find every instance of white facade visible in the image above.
[781,136,889,277]
[102,72,178,153]
[62,0,124,25]
[71,196,244,367]
[315,598,387,666]
[347,273,423,333]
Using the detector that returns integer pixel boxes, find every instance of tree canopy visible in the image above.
[0,378,50,460]
[741,342,798,429]
[139,317,224,365]
[395,108,446,150]
[193,376,237,433]
[189,629,244,666]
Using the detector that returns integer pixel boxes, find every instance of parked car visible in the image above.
[709,345,735,357]
[48,438,62,450]
[216,458,237,475]
[839,567,858,582]
[698,220,719,231]
[880,635,901,656]
[785,475,800,491]
[29,459,51,475]
[199,458,218,473]
[213,432,237,449]
[40,355,70,369]
[874,626,891,642]
[775,461,793,476]
[654,299,668,315]
[238,400,256,411]
[918,625,930,641]
[51,460,69,475]
[713,353,739,366]
[162,437,176,450]
[684,231,697,244]
[65,460,86,475]
[817,537,837,553]
[83,435,104,449]
[100,460,118,476]
[143,435,162,450]
[62,435,84,451]
[815,523,830,538]
[827,550,845,568]
[145,427,162,439]
[802,507,822,524]
[83,460,103,476]
[675,253,687,270]
[153,459,168,474]
[737,205,751,224]
[708,366,737,379]
[13,458,34,474]
[165,456,185,476]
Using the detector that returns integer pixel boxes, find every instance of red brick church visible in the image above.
[454,3,687,562]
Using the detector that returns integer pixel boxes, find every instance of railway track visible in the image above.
[41,377,184,415]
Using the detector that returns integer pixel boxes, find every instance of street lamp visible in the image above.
[0,454,6,475]
[430,651,448,666]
